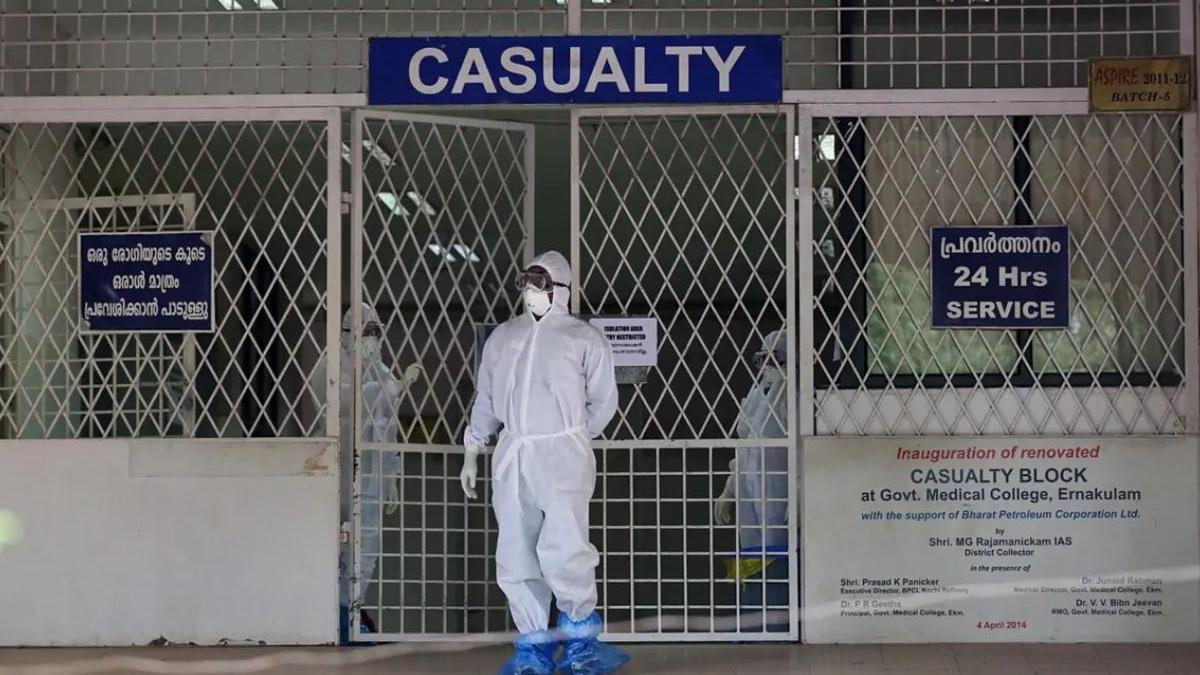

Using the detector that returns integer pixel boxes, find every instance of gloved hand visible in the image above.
[400,363,423,387]
[383,364,422,398]
[386,479,400,515]
[713,471,736,525]
[460,444,482,499]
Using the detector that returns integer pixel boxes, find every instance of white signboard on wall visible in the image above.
[803,436,1199,643]
[589,316,658,367]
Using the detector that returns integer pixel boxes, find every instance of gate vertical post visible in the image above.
[525,126,537,263]
[1184,112,1200,432]
[349,109,366,637]
[566,0,582,34]
[795,108,814,440]
[785,104,802,640]
[570,109,582,314]
[326,108,342,439]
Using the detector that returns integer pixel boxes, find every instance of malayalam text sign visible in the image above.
[930,226,1070,329]
[368,35,782,105]
[589,316,658,368]
[79,232,215,333]
[803,436,1200,643]
[1090,56,1193,112]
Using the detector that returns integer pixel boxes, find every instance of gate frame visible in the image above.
[570,104,800,642]
[5,87,1191,642]
[348,108,537,642]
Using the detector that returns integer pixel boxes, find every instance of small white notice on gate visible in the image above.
[589,316,657,368]
[803,436,1200,643]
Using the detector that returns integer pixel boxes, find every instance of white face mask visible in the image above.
[524,287,552,317]
[362,335,382,360]
[761,365,785,389]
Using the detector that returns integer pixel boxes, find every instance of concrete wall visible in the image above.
[0,438,338,646]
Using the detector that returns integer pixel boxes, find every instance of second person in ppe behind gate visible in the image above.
[337,303,422,641]
[460,251,627,675]
[714,328,791,626]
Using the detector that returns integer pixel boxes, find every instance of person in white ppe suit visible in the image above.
[714,329,789,553]
[337,303,422,641]
[460,251,627,675]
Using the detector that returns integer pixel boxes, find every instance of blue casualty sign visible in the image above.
[930,226,1071,329]
[368,35,782,105]
[79,231,216,333]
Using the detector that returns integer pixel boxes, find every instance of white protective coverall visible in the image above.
[464,251,619,635]
[337,303,418,608]
[715,329,790,552]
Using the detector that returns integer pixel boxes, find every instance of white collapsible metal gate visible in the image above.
[349,109,536,641]
[348,104,801,642]
[1,95,1189,644]
[0,98,343,443]
[349,92,1195,643]
[791,90,1197,644]
[789,90,1197,439]
[0,0,1191,649]
[572,106,799,642]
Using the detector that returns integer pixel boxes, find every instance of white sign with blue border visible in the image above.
[79,231,216,333]
[368,35,782,105]
[930,226,1070,329]
[588,316,658,368]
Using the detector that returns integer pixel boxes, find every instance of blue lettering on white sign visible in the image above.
[368,35,782,105]
[930,226,1070,329]
[79,232,216,333]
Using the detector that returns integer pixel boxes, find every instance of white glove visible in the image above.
[460,444,482,500]
[386,479,400,515]
[400,363,423,387]
[713,470,736,525]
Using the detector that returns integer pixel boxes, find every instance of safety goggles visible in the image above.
[752,349,786,370]
[514,269,569,293]
[362,322,383,339]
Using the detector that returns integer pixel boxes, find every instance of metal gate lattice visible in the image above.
[576,110,792,443]
[351,110,533,639]
[0,111,337,439]
[574,107,797,640]
[811,112,1188,436]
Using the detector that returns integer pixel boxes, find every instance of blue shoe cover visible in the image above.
[499,631,558,675]
[556,612,630,675]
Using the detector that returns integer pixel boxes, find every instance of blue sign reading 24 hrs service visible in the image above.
[930,226,1071,329]
[368,35,782,105]
[79,231,216,333]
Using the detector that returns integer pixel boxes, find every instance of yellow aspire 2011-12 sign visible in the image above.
[1089,56,1193,112]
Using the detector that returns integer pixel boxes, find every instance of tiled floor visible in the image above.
[2,643,1200,674]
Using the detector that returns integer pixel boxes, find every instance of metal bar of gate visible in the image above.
[349,108,368,638]
[570,108,583,315]
[1183,113,1200,432]
[326,110,343,440]
[787,106,803,636]
[796,109,815,440]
